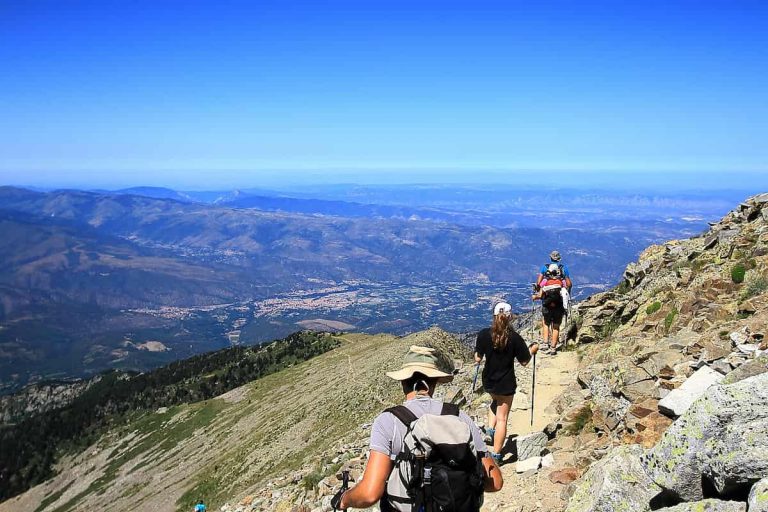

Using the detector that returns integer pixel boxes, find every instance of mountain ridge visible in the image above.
[0,185,670,391]
[2,193,768,511]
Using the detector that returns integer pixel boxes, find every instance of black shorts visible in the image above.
[542,306,565,326]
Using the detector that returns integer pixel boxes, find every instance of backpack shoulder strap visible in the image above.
[440,402,460,416]
[385,405,419,426]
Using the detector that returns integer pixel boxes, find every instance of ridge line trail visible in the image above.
[509,349,579,434]
[478,349,580,512]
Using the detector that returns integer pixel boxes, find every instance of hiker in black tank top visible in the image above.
[474,302,539,461]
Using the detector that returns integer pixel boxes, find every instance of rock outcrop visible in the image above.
[560,194,768,512]
[565,444,661,512]
[647,372,768,502]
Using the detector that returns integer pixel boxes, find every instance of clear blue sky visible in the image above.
[0,0,766,189]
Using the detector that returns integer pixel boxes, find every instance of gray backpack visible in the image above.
[382,403,485,512]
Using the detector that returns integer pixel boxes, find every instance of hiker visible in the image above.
[536,250,572,292]
[194,500,206,512]
[474,302,539,462]
[331,345,502,511]
[533,250,571,354]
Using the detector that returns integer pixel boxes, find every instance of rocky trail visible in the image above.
[475,349,581,512]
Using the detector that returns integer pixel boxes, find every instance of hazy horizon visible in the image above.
[3,169,768,194]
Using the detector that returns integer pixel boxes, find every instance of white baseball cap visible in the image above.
[493,302,512,315]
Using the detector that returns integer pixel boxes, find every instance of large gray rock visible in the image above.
[749,478,768,512]
[658,366,724,417]
[656,499,745,511]
[646,372,768,502]
[515,431,548,461]
[516,456,542,473]
[566,444,661,512]
[723,355,768,385]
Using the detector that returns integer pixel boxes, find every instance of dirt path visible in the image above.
[474,349,580,512]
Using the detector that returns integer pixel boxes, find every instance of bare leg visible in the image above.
[487,400,498,431]
[541,319,550,345]
[551,323,561,350]
[490,394,514,454]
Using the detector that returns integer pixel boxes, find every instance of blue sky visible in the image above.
[0,0,766,189]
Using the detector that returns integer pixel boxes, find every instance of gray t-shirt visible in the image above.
[370,396,487,458]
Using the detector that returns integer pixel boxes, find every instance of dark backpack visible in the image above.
[542,287,564,310]
[381,403,485,512]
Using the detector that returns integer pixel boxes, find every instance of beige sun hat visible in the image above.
[385,345,454,383]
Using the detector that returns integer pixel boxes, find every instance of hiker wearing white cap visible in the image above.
[534,250,572,354]
[474,302,539,462]
[536,250,572,292]
[332,345,502,511]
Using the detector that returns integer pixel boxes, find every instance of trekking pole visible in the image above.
[332,470,350,511]
[530,350,536,427]
[471,362,480,394]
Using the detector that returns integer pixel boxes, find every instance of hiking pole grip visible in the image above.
[331,471,350,511]
[342,470,350,490]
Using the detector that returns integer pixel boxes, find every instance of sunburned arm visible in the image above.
[340,450,393,509]
[482,456,504,492]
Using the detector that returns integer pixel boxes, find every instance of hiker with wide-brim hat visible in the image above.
[332,345,503,510]
[474,302,539,462]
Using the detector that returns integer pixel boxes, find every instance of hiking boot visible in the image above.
[489,451,503,463]
[486,427,496,443]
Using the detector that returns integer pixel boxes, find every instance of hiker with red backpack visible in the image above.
[331,345,503,511]
[533,250,572,354]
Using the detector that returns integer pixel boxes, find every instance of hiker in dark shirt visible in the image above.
[474,302,539,462]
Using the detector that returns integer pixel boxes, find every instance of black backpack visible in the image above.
[542,287,563,310]
[381,403,485,512]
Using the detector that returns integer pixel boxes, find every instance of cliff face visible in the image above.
[0,380,94,424]
[557,193,768,512]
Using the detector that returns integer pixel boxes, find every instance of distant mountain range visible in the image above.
[0,184,728,391]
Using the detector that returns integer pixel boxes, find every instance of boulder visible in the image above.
[723,355,768,385]
[443,388,467,407]
[655,499,745,511]
[622,378,660,402]
[658,366,724,417]
[516,456,542,473]
[646,372,768,502]
[748,478,768,512]
[624,410,673,448]
[589,375,630,432]
[515,431,548,461]
[565,444,661,512]
[549,467,581,485]
[636,349,686,380]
